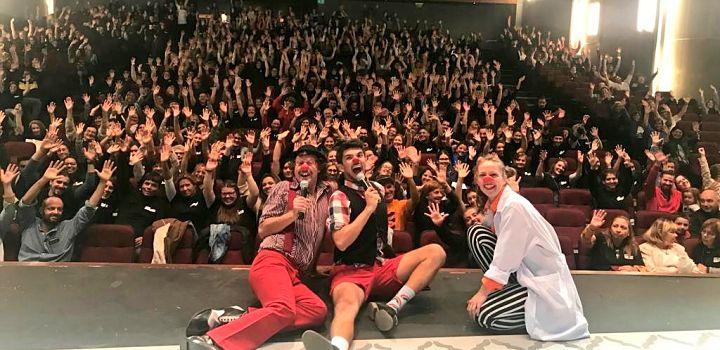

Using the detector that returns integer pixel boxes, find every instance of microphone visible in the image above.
[298,180,309,219]
[355,172,372,189]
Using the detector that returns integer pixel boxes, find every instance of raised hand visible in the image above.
[589,210,606,229]
[399,162,414,179]
[245,129,256,145]
[95,160,116,182]
[424,202,449,226]
[43,160,67,181]
[455,161,470,179]
[239,151,253,175]
[47,101,56,114]
[650,131,662,145]
[698,147,706,159]
[64,97,74,110]
[0,164,20,184]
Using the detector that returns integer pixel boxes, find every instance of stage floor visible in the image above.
[1,263,719,350]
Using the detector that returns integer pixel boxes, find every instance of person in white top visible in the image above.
[639,218,703,273]
[466,155,590,341]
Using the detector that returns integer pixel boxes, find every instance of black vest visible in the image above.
[334,184,394,265]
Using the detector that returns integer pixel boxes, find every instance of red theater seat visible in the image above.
[634,210,675,235]
[3,142,36,162]
[558,189,592,220]
[520,187,555,205]
[79,225,135,263]
[546,207,587,252]
[391,230,414,253]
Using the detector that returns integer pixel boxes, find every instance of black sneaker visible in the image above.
[186,335,220,350]
[186,306,247,337]
[368,302,398,332]
[301,330,338,350]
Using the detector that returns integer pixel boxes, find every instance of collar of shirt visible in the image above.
[343,179,364,192]
[485,186,507,214]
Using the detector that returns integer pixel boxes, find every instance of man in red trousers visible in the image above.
[186,145,332,350]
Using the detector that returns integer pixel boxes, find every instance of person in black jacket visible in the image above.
[693,219,720,273]
[589,168,634,211]
[302,139,445,350]
[581,210,644,271]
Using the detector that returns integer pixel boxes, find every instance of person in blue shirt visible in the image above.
[14,159,115,262]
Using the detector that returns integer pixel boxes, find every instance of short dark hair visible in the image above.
[335,139,365,159]
[140,171,163,186]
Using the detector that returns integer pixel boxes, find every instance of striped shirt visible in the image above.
[259,180,332,272]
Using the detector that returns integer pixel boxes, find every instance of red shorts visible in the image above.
[330,255,404,301]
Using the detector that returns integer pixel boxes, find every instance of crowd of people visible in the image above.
[0,1,718,271]
[0,1,719,347]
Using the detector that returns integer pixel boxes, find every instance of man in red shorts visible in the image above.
[302,139,446,350]
[185,145,332,350]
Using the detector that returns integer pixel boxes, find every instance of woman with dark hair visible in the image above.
[255,172,280,215]
[412,178,463,260]
[581,210,644,271]
[693,219,720,273]
[664,126,698,170]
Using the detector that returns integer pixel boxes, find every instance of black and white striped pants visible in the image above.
[467,225,528,331]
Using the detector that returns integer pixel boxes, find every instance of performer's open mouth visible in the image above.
[351,164,363,174]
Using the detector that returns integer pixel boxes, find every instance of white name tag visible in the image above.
[144,206,157,213]
[100,202,109,208]
[558,150,565,155]
[713,257,720,263]
[237,209,245,215]
[73,181,84,186]
[190,202,199,207]
[616,196,625,201]
[524,171,532,176]
[624,254,634,260]
[112,212,118,217]
[560,181,568,186]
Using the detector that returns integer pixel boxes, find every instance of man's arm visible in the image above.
[331,186,380,251]
[21,160,65,205]
[257,182,297,240]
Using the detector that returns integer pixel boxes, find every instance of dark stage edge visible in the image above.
[1,263,719,350]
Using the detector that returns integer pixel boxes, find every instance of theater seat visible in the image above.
[317,231,335,266]
[3,142,36,162]
[546,207,587,252]
[419,230,447,249]
[682,238,700,258]
[577,236,593,270]
[520,187,555,205]
[214,230,254,265]
[391,230,413,253]
[138,223,195,264]
[634,210,675,235]
[79,225,135,263]
[558,235,576,269]
[558,189,592,220]
[3,223,21,261]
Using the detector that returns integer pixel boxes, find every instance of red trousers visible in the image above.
[207,249,327,349]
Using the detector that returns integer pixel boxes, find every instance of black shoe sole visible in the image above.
[186,309,212,337]
[302,330,336,350]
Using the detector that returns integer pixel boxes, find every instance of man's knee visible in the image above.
[266,299,298,326]
[423,243,447,264]
[332,283,364,315]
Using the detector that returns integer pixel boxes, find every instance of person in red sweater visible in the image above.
[644,153,682,213]
[272,87,309,131]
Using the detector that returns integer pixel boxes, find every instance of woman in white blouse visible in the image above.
[639,218,703,273]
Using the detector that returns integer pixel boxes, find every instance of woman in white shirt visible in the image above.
[639,218,702,273]
[466,155,589,341]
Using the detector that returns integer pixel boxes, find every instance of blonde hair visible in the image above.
[474,154,507,181]
[643,218,677,248]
